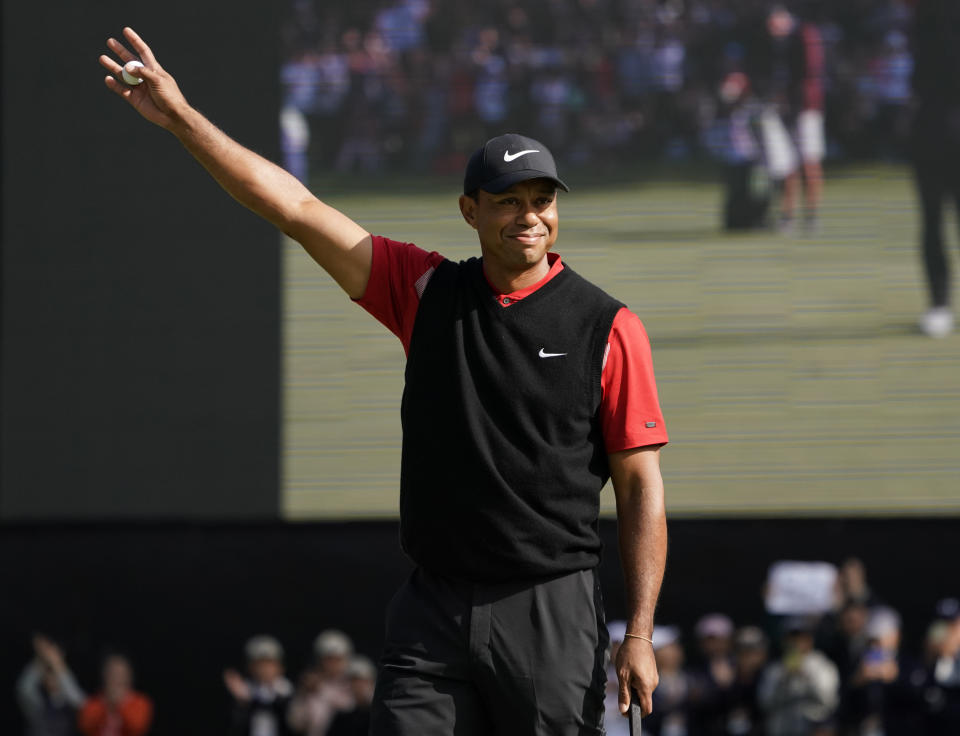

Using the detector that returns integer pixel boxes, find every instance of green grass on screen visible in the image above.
[282,164,960,519]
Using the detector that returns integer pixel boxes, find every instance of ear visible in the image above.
[459,194,479,230]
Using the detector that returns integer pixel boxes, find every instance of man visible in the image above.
[724,626,770,736]
[751,5,826,233]
[758,617,840,736]
[927,597,960,734]
[288,630,354,736]
[689,613,736,736]
[327,656,377,736]
[911,0,960,337]
[99,27,668,735]
[223,635,295,736]
[842,607,928,736]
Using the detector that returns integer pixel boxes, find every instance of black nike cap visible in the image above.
[463,133,569,195]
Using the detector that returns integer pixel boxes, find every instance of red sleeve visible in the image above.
[354,235,446,354]
[600,308,669,452]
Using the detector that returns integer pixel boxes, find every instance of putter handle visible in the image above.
[629,688,642,736]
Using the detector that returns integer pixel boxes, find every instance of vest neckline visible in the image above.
[472,257,571,315]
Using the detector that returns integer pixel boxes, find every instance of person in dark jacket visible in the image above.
[911,0,960,337]
[224,636,294,736]
[840,607,928,736]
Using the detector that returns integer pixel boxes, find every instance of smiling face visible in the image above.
[459,178,559,284]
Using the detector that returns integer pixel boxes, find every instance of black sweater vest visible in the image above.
[399,257,624,582]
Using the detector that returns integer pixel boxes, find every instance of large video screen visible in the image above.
[3,2,957,522]
[279,1,960,519]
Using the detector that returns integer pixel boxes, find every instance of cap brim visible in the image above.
[480,169,569,194]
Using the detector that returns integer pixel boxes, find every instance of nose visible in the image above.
[516,205,541,226]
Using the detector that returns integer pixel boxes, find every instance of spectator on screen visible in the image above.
[749,4,827,234]
[287,630,353,736]
[224,635,294,736]
[722,626,770,736]
[326,656,376,736]
[758,616,839,736]
[689,613,737,735]
[16,635,86,736]
[77,654,152,736]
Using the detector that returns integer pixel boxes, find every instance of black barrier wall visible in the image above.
[2,518,958,735]
[1,1,281,519]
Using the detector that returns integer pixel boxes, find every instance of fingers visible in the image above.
[618,674,631,714]
[100,50,154,97]
[636,685,654,718]
[103,75,134,100]
[618,669,656,717]
[99,53,124,77]
[102,40,142,95]
[123,26,158,68]
[106,37,137,65]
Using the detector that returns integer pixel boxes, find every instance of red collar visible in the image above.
[486,253,564,306]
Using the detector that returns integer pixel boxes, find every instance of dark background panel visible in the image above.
[1,519,956,735]
[1,1,280,518]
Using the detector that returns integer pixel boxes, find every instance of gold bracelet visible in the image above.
[623,633,654,644]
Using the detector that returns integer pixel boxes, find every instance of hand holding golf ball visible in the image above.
[122,60,144,86]
[101,27,192,131]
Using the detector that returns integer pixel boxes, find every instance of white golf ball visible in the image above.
[122,61,144,86]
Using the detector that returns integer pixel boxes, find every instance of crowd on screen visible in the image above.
[278,0,915,180]
[16,557,960,736]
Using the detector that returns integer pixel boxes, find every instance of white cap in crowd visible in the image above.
[651,626,681,651]
[695,613,734,640]
[866,606,902,640]
[245,635,284,662]
[314,629,354,659]
[347,655,377,681]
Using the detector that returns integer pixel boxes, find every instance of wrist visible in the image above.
[623,632,655,645]
[167,102,200,137]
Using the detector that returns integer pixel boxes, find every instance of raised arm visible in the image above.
[609,445,667,719]
[99,27,371,298]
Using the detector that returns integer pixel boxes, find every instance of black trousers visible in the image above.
[370,567,609,736]
[913,108,960,308]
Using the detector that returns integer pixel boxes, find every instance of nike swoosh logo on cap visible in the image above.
[503,149,540,162]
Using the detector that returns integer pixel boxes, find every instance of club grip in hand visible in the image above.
[629,688,642,735]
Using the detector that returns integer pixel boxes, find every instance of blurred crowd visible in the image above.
[18,558,960,736]
[605,558,960,736]
[16,640,152,736]
[16,629,375,736]
[279,0,915,180]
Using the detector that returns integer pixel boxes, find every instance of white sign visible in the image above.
[765,560,838,615]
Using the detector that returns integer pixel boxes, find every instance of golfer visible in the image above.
[100,27,668,735]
